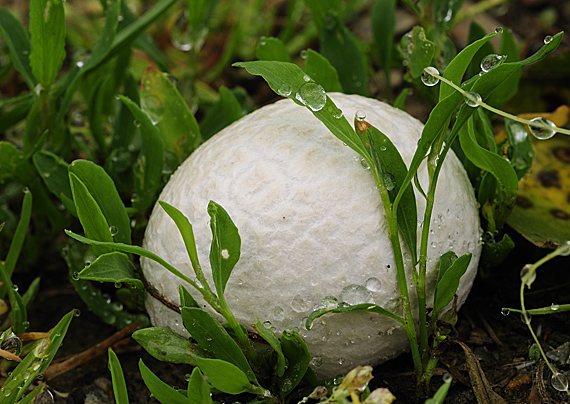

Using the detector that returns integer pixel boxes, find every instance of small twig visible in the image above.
[43,322,141,380]
[18,332,50,341]
[0,349,22,362]
[476,312,503,346]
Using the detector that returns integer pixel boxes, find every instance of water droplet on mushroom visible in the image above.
[340,284,372,305]
[295,82,326,111]
[278,84,292,97]
[528,117,557,140]
[551,372,569,391]
[360,159,370,170]
[291,294,312,312]
[520,264,536,287]
[365,277,382,292]
[383,173,396,191]
[544,35,553,45]
[263,320,272,328]
[421,67,440,86]
[310,356,323,368]
[319,296,339,310]
[464,92,481,107]
[480,54,505,72]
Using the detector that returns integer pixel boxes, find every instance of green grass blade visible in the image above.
[4,191,32,276]
[0,8,36,90]
[29,0,66,88]
[139,359,191,404]
[252,319,286,377]
[304,49,342,92]
[371,0,396,85]
[108,349,129,404]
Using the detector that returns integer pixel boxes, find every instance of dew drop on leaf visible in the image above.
[544,35,553,45]
[356,110,366,121]
[278,84,292,97]
[557,241,570,256]
[480,54,505,72]
[501,308,510,316]
[296,82,326,111]
[421,67,440,86]
[520,264,536,287]
[109,226,118,236]
[551,303,560,311]
[495,27,503,34]
[383,173,396,191]
[528,117,557,140]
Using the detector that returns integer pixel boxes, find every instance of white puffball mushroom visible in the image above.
[142,93,482,378]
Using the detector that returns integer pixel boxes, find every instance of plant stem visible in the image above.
[432,72,570,136]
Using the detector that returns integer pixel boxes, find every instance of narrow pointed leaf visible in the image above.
[252,319,286,377]
[434,253,471,314]
[108,349,129,404]
[77,252,143,290]
[0,8,36,89]
[279,330,311,397]
[304,49,342,92]
[139,359,191,404]
[4,191,32,276]
[306,302,403,330]
[371,0,396,84]
[187,367,213,404]
[196,358,254,395]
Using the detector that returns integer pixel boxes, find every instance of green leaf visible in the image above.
[0,311,73,402]
[158,201,204,283]
[402,26,435,79]
[69,159,131,244]
[0,8,36,89]
[181,307,256,382]
[465,22,495,79]
[279,329,311,397]
[366,125,417,264]
[424,378,451,404]
[196,358,255,395]
[207,201,241,296]
[21,277,41,308]
[139,359,191,404]
[256,36,291,62]
[29,0,66,87]
[78,252,143,290]
[479,233,514,274]
[4,190,32,276]
[371,0,396,84]
[393,88,412,110]
[505,119,534,179]
[233,61,368,159]
[32,150,75,215]
[459,114,518,201]
[439,31,498,101]
[434,253,471,314]
[306,302,403,330]
[304,49,343,92]
[82,0,120,71]
[0,259,28,334]
[319,13,367,95]
[69,172,114,257]
[140,67,202,162]
[179,285,200,309]
[485,28,520,107]
[108,349,129,404]
[118,95,164,213]
[434,0,465,33]
[252,319,286,377]
[187,367,213,404]
[132,326,209,365]
[199,86,244,140]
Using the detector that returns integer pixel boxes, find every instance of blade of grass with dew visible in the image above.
[252,319,286,377]
[139,359,191,404]
[108,349,129,404]
[0,8,36,90]
[29,0,66,88]
[69,159,131,244]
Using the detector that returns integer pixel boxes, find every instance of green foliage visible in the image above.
[109,349,130,404]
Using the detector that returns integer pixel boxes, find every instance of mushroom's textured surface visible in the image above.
[142,93,482,378]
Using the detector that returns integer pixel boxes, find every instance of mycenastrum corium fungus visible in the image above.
[142,93,482,378]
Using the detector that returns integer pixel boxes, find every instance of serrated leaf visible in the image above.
[29,0,66,87]
[196,358,254,395]
[207,201,241,296]
[133,326,209,365]
[181,307,256,382]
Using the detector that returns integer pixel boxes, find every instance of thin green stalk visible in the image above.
[432,72,570,136]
